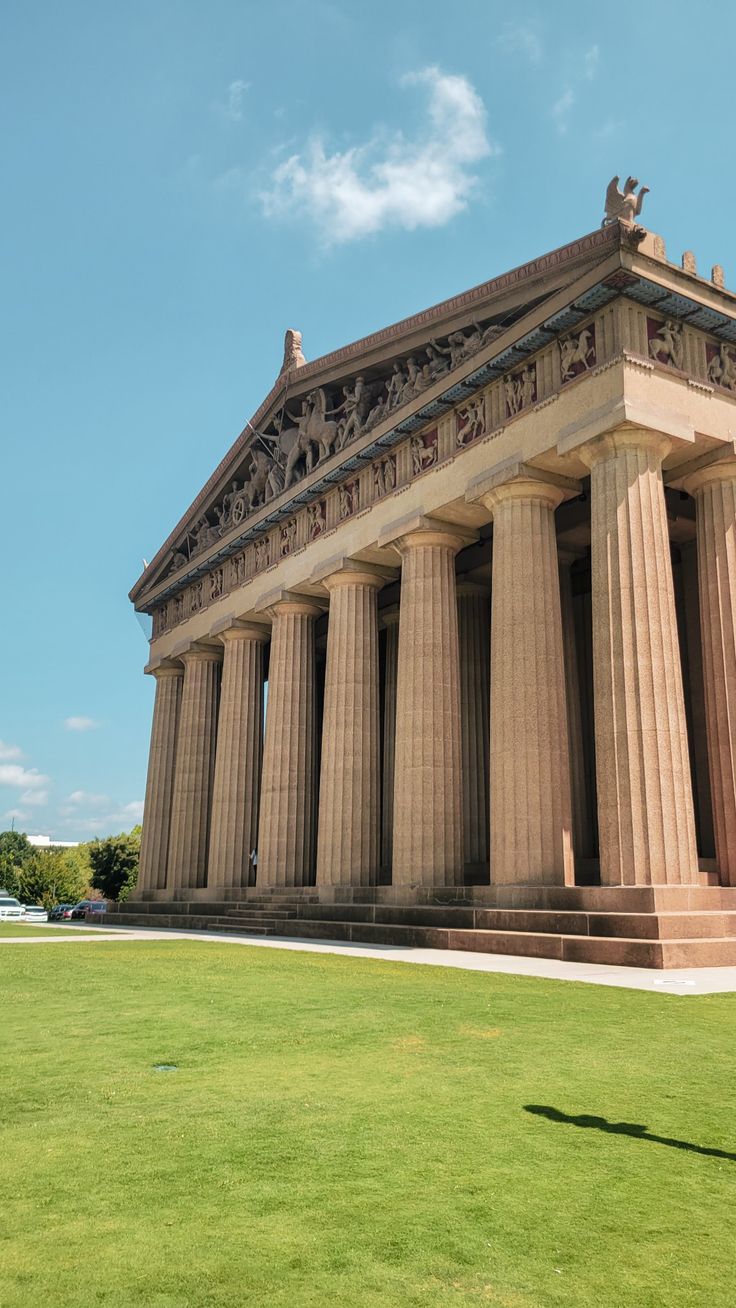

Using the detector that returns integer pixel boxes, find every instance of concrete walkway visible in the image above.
[2,921,736,994]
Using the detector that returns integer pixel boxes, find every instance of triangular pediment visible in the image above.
[132,223,644,607]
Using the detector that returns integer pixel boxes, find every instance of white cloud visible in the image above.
[584,45,600,79]
[552,88,575,134]
[4,808,30,822]
[261,65,496,245]
[60,798,144,835]
[495,22,543,65]
[66,790,110,808]
[215,79,250,123]
[20,788,49,807]
[0,740,22,761]
[0,763,50,791]
[64,716,101,732]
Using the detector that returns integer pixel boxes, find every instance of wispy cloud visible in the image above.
[584,45,600,79]
[0,740,23,761]
[552,87,575,134]
[214,78,250,123]
[260,66,497,245]
[64,799,144,835]
[4,808,30,822]
[495,21,543,65]
[66,790,111,808]
[64,716,101,732]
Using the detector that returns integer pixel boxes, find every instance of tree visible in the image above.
[0,829,33,896]
[17,847,90,909]
[88,827,141,901]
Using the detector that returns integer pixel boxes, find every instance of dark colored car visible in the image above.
[69,899,108,920]
[49,903,74,921]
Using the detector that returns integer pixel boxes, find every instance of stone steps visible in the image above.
[96,903,736,968]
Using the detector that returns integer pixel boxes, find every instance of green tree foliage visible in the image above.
[0,833,92,908]
[18,848,91,909]
[0,829,34,896]
[88,827,141,902]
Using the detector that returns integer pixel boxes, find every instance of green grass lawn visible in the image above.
[0,923,107,937]
[1,940,733,1307]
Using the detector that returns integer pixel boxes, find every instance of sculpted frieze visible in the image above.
[648,317,684,371]
[560,325,596,382]
[456,396,486,447]
[166,314,507,575]
[503,363,536,417]
[410,429,438,475]
[373,454,396,499]
[707,342,736,392]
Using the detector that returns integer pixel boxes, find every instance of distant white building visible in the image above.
[28,834,80,849]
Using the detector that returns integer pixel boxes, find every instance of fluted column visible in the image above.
[207,623,268,889]
[677,540,715,858]
[136,662,183,893]
[257,598,321,887]
[481,473,574,885]
[381,607,400,875]
[684,461,736,885]
[392,525,468,886]
[166,645,222,890]
[581,429,698,885]
[457,582,490,874]
[558,552,592,862]
[316,567,385,885]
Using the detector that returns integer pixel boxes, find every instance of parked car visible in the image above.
[0,896,25,922]
[49,904,74,921]
[23,904,49,923]
[69,899,108,920]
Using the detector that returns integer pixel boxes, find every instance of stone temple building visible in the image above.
[105,187,736,966]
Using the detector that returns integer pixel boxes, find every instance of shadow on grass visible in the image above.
[524,1105,736,1162]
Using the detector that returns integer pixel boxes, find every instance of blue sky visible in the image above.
[2,0,735,838]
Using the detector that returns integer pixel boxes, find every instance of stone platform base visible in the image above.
[98,884,736,969]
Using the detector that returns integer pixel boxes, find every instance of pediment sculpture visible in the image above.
[166,314,506,574]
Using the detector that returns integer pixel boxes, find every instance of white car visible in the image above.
[0,896,25,921]
[23,904,49,924]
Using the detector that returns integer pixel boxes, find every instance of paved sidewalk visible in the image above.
[2,922,736,994]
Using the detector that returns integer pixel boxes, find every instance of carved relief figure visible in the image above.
[707,342,736,392]
[254,537,270,572]
[170,550,187,575]
[280,520,297,557]
[411,431,438,476]
[338,480,359,520]
[648,318,684,370]
[560,327,596,382]
[172,595,184,623]
[386,363,407,411]
[602,176,649,226]
[373,454,396,499]
[210,568,224,601]
[308,501,326,539]
[335,377,367,449]
[456,395,486,446]
[231,552,246,585]
[192,516,220,555]
[190,581,203,613]
[503,364,536,417]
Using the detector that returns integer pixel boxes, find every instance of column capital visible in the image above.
[212,617,270,645]
[176,641,223,665]
[378,512,477,557]
[456,579,490,599]
[310,555,398,593]
[683,457,736,497]
[467,460,580,515]
[379,603,400,630]
[577,426,671,469]
[259,588,325,620]
[144,658,184,679]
